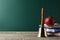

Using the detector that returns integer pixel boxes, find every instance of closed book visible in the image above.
[46,28,60,32]
[47,32,60,37]
[45,27,60,29]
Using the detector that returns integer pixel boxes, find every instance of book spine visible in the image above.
[46,28,60,32]
[47,32,60,37]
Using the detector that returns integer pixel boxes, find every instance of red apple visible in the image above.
[45,16,55,26]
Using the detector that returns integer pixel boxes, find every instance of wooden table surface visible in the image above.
[0,32,59,40]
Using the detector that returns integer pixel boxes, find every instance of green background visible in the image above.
[0,0,60,31]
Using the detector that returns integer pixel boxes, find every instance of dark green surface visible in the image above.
[0,0,60,31]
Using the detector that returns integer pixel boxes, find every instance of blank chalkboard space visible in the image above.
[0,0,60,31]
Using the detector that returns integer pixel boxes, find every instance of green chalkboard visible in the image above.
[0,0,60,31]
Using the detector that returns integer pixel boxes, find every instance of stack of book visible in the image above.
[45,26,60,37]
[39,24,60,37]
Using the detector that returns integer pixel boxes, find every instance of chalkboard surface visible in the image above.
[0,0,60,31]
